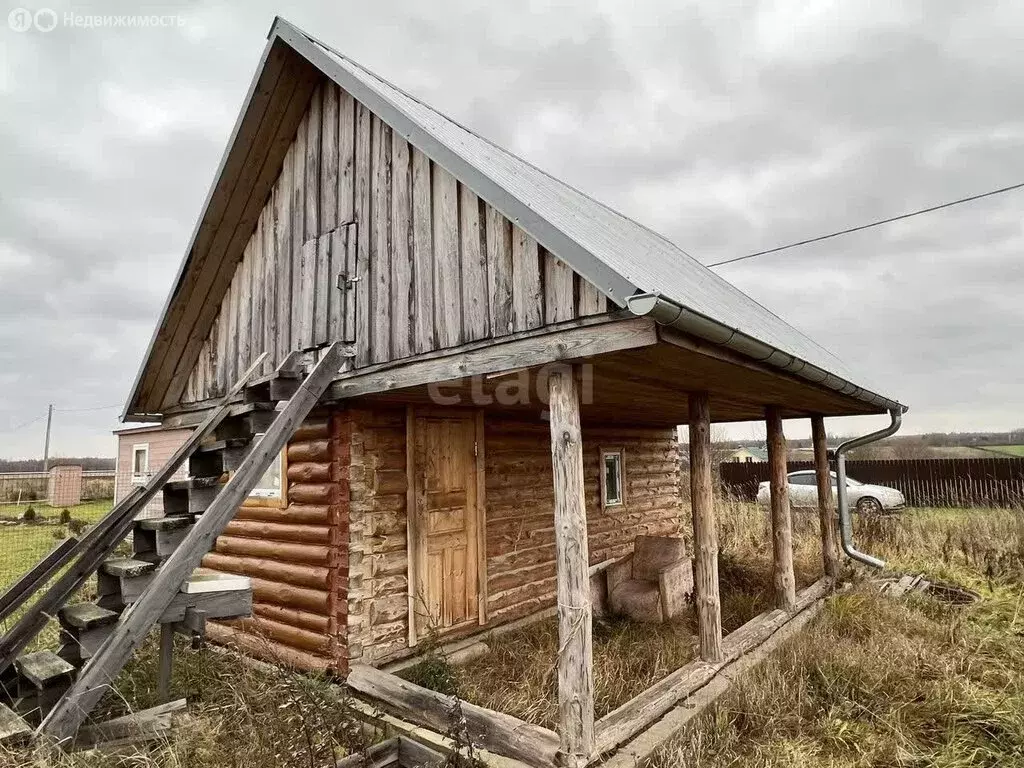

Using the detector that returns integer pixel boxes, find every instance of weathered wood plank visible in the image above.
[544,249,574,325]
[337,89,355,224]
[291,111,307,343]
[411,148,433,354]
[766,406,796,611]
[812,415,839,578]
[327,317,657,401]
[225,264,240,386]
[391,135,413,359]
[328,225,346,342]
[41,346,346,743]
[547,365,594,768]
[485,204,513,337]
[688,391,722,662]
[512,226,542,331]
[237,242,253,376]
[320,83,339,234]
[577,279,606,317]
[315,232,331,346]
[371,117,392,364]
[262,191,277,372]
[460,185,489,341]
[275,146,294,358]
[304,82,322,240]
[347,664,560,768]
[432,164,461,348]
[354,102,372,366]
[251,215,265,366]
[297,239,317,350]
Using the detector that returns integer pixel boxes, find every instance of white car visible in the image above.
[756,470,906,514]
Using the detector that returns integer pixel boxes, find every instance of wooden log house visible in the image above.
[121,18,905,765]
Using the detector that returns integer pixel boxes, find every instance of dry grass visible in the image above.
[653,505,1024,768]
[404,498,827,728]
[0,634,375,768]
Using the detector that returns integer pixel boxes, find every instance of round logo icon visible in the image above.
[34,8,57,32]
[7,7,33,31]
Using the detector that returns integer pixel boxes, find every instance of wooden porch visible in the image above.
[323,314,854,767]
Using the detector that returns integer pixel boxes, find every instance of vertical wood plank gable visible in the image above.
[370,117,392,364]
[432,164,461,347]
[543,248,574,324]
[485,204,513,337]
[459,185,489,342]
[353,102,372,367]
[390,136,413,359]
[225,265,239,386]
[511,226,543,331]
[411,148,433,354]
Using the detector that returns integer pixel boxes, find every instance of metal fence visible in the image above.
[720,457,1024,508]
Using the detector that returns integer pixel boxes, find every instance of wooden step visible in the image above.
[163,477,223,516]
[99,558,157,605]
[214,403,277,441]
[189,439,252,477]
[58,603,119,665]
[0,703,31,746]
[134,517,194,562]
[244,371,302,404]
[15,651,74,690]
[58,603,118,631]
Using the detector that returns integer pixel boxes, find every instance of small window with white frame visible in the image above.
[131,444,149,485]
[601,449,624,508]
[248,435,286,503]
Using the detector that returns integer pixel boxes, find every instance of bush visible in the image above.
[59,508,71,524]
[19,506,35,521]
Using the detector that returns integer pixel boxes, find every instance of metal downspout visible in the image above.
[834,409,902,569]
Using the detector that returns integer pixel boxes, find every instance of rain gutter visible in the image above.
[625,293,906,414]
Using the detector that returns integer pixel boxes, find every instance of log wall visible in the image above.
[203,409,351,673]
[348,407,683,666]
[180,79,608,406]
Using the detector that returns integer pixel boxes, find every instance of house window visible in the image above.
[248,435,285,502]
[601,449,624,508]
[131,444,149,485]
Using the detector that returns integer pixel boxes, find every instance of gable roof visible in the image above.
[123,17,903,419]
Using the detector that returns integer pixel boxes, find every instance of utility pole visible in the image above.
[43,404,53,471]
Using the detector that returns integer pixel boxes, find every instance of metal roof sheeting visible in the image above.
[286,22,901,411]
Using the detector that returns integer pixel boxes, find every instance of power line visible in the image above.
[706,180,1024,268]
[53,404,121,413]
[0,414,45,435]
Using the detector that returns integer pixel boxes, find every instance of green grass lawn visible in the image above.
[980,444,1024,457]
[653,504,1024,768]
[0,498,112,526]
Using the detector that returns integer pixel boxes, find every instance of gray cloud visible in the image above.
[1,0,1022,457]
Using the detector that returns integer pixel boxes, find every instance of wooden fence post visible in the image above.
[547,365,594,767]
[688,392,722,661]
[811,415,840,578]
[765,407,796,611]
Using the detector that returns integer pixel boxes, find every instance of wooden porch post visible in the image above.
[765,406,796,611]
[688,392,722,661]
[811,415,840,578]
[547,365,594,767]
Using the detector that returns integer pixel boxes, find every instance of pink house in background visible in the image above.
[112,424,192,518]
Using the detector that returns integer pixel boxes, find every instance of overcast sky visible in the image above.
[1,0,1022,458]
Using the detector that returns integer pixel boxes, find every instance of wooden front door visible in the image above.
[410,410,482,638]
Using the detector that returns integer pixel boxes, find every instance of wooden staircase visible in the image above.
[0,343,348,748]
